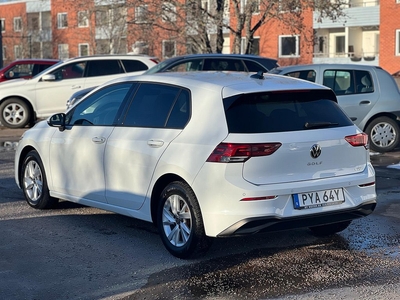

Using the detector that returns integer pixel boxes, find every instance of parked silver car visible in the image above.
[270,64,400,152]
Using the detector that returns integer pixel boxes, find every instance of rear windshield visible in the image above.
[224,90,353,133]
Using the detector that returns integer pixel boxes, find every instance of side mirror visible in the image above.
[42,74,56,81]
[48,113,66,131]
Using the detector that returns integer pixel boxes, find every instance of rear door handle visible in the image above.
[147,140,164,148]
[359,100,371,105]
[92,137,106,144]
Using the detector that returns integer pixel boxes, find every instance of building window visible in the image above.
[57,13,68,29]
[78,11,89,28]
[396,30,400,56]
[1,19,5,32]
[335,35,345,54]
[135,5,148,23]
[279,35,300,57]
[58,44,69,60]
[79,43,89,56]
[241,37,260,55]
[14,45,22,59]
[14,17,22,32]
[279,0,301,13]
[131,41,149,55]
[162,40,176,59]
[2,46,6,60]
[162,3,176,22]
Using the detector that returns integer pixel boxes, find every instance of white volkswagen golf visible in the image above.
[15,71,377,258]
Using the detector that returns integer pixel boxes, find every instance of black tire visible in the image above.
[157,181,212,259]
[0,98,31,128]
[365,116,400,152]
[309,221,351,237]
[21,150,58,209]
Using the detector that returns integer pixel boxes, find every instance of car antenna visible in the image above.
[250,70,264,79]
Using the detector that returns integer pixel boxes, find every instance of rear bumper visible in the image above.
[217,200,376,237]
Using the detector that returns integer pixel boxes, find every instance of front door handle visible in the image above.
[92,137,106,144]
[359,100,371,105]
[147,140,164,148]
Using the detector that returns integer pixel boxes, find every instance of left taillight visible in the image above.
[345,133,368,147]
[206,142,282,163]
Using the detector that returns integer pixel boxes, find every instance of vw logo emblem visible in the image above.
[310,144,321,159]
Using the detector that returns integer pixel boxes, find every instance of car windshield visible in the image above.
[32,60,64,79]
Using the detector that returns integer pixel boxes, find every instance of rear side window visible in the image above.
[224,90,353,133]
[203,59,246,72]
[86,60,124,77]
[123,83,190,128]
[323,70,374,95]
[121,60,149,72]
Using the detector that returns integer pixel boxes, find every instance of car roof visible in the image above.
[62,54,159,63]
[108,71,330,96]
[159,53,277,63]
[272,63,384,72]
[0,59,59,71]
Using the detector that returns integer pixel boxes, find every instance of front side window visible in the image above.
[224,90,351,133]
[123,83,189,128]
[279,35,300,57]
[14,17,22,32]
[57,13,68,29]
[286,70,316,82]
[50,61,86,80]
[165,59,204,72]
[67,83,134,126]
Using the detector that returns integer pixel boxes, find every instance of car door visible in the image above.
[322,69,379,127]
[49,82,134,203]
[104,83,190,209]
[34,61,87,116]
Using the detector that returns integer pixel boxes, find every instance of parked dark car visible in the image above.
[144,54,279,74]
[0,59,59,83]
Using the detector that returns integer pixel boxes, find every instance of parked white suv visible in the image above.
[0,55,158,128]
[15,71,376,258]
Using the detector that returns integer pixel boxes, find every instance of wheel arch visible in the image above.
[150,173,190,226]
[363,112,400,131]
[17,145,37,188]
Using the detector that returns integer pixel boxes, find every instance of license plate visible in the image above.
[292,188,345,209]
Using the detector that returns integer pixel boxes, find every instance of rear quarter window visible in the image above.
[224,90,353,133]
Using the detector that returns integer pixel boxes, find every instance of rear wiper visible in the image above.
[304,122,339,129]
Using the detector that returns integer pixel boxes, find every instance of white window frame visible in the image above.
[58,44,69,60]
[57,13,68,29]
[162,40,176,59]
[396,29,400,56]
[78,43,89,56]
[2,46,6,60]
[1,18,5,32]
[78,11,89,28]
[14,17,22,32]
[14,45,22,59]
[162,3,176,22]
[279,35,300,57]
[135,5,148,23]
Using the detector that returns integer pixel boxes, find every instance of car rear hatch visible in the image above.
[211,89,369,185]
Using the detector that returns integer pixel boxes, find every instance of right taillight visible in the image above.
[345,133,368,148]
[206,142,282,163]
